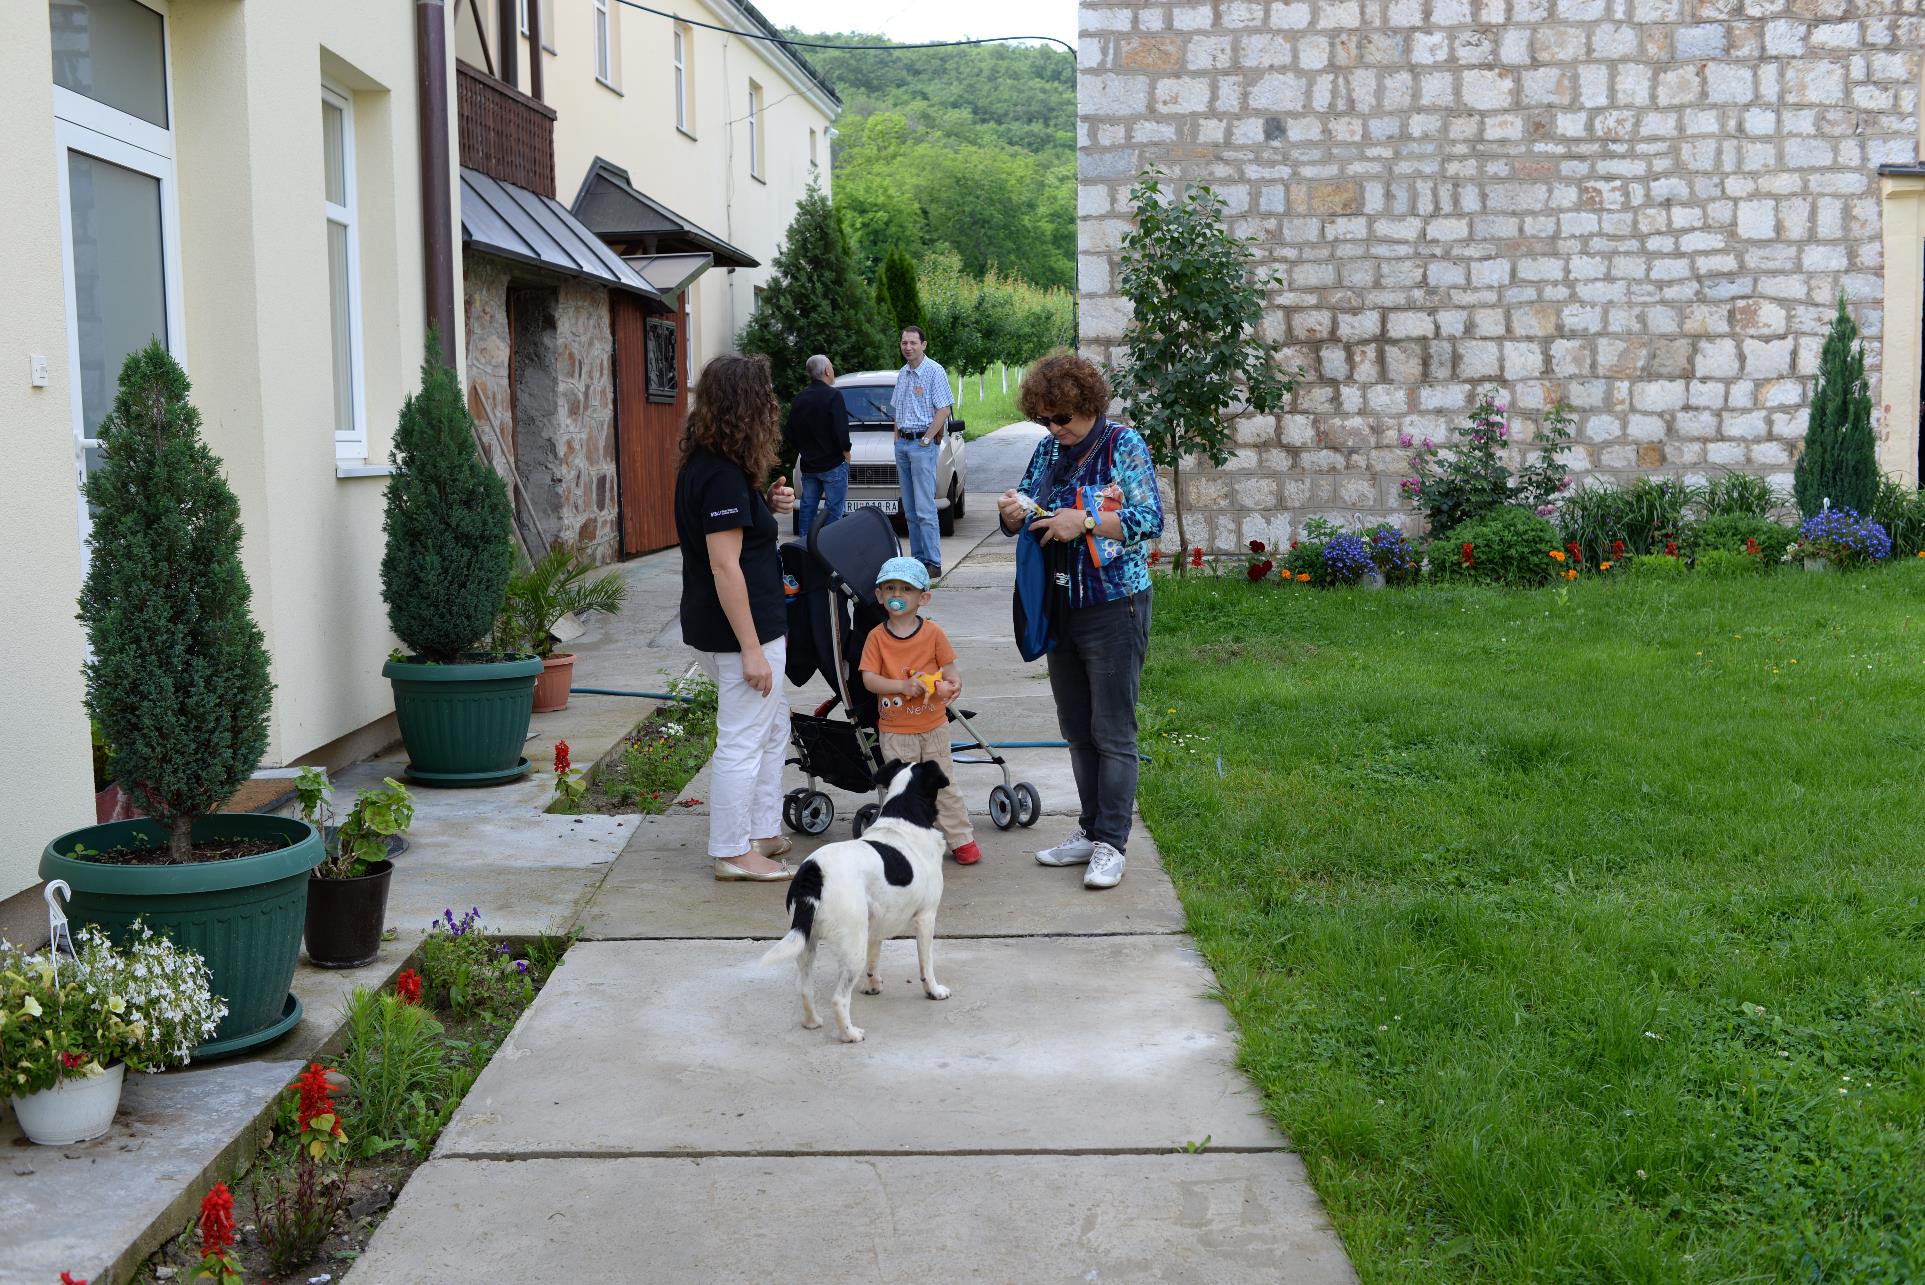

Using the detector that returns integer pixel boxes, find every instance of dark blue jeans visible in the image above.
[1045,590,1150,852]
[797,461,848,540]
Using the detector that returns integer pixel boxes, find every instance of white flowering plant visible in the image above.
[0,922,226,1097]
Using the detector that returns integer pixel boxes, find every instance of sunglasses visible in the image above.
[1032,413,1075,427]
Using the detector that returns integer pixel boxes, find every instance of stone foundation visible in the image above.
[1077,0,1923,550]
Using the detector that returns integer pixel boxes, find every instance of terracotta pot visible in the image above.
[532,653,575,713]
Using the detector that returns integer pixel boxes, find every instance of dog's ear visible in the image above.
[874,758,907,788]
[913,759,951,794]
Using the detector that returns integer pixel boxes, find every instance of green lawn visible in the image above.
[951,363,1025,439]
[1139,567,1925,1283]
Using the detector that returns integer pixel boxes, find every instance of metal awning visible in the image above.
[623,252,713,300]
[571,158,759,269]
[461,168,663,302]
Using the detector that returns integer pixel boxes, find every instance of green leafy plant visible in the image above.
[1699,469,1782,519]
[338,987,462,1153]
[1868,475,1925,557]
[1431,507,1562,587]
[1556,476,1699,566]
[1692,549,1760,578]
[77,342,274,862]
[380,336,516,664]
[420,909,534,1026]
[0,922,226,1095]
[739,182,893,401]
[293,768,415,880]
[1627,552,1689,578]
[249,1151,347,1275]
[1401,390,1575,536]
[492,544,628,658]
[1687,514,1795,565]
[1111,170,1298,561]
[1793,296,1877,519]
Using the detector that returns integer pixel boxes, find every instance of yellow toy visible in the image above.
[911,672,940,698]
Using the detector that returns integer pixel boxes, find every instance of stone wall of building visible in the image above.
[1077,0,1922,551]
[463,255,621,565]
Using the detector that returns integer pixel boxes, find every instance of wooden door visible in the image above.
[612,292,684,556]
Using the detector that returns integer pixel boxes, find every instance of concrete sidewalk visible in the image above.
[347,509,1357,1283]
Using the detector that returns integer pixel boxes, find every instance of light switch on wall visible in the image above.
[30,355,50,388]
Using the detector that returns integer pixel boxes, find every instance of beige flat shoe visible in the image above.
[750,835,794,859]
[714,857,794,882]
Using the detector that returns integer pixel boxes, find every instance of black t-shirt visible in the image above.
[675,448,786,653]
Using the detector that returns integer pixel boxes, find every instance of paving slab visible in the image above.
[349,1152,1356,1284]
[578,812,1185,940]
[435,937,1272,1158]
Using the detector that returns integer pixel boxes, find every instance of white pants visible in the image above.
[696,637,790,858]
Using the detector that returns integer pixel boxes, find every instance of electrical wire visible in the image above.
[609,0,1075,57]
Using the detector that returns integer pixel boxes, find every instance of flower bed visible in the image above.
[128,915,572,1285]
[551,673,718,817]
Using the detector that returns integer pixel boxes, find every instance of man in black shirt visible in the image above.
[783,354,851,539]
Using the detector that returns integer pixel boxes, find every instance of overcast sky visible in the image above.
[751,0,1077,50]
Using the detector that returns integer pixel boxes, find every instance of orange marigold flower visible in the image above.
[1296,572,1311,583]
[1600,561,1613,570]
[1549,549,1566,562]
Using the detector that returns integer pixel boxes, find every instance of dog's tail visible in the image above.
[759,858,822,967]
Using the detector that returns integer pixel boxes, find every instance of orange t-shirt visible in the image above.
[859,617,957,734]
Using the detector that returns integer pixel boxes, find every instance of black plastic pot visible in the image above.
[304,860,394,968]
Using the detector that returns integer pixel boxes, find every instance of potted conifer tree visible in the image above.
[39,342,323,1057]
[379,342,539,784]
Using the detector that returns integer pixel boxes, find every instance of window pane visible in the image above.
[322,99,347,207]
[327,220,355,437]
[49,0,168,128]
[67,150,167,451]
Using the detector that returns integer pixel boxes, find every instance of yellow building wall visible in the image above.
[464,0,837,377]
[1877,67,1925,484]
[1,1,462,897]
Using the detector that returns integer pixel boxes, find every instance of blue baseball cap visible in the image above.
[876,556,930,590]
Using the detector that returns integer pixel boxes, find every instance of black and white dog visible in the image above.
[760,760,952,1043]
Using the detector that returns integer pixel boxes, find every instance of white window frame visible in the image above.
[747,80,763,181]
[323,82,368,462]
[518,0,529,34]
[673,26,689,134]
[592,0,612,87]
[52,0,185,567]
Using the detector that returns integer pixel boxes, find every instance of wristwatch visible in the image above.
[1083,513,1097,533]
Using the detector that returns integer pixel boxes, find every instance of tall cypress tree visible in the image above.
[1794,296,1877,518]
[381,337,515,663]
[877,245,925,337]
[78,342,273,862]
[739,182,892,403]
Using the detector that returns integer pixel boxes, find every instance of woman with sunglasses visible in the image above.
[996,353,1163,890]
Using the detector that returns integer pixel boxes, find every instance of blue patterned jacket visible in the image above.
[1006,419,1163,607]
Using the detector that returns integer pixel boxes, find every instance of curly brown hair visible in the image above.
[1018,351,1111,422]
[682,353,780,481]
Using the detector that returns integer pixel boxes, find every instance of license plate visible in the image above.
[848,499,899,514]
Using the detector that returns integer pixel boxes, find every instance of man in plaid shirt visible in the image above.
[891,325,953,577]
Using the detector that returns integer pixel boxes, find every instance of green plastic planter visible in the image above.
[383,653,541,786]
[41,814,323,1057]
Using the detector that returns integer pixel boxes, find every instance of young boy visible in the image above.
[858,556,982,864]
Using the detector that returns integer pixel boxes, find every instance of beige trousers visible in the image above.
[879,726,975,852]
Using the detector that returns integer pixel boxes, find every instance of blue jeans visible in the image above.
[796,461,848,540]
[894,435,942,566]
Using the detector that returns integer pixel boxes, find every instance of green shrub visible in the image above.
[1699,469,1781,518]
[380,339,516,663]
[1433,507,1561,587]
[1869,475,1925,557]
[1628,553,1689,578]
[1687,513,1795,564]
[78,342,273,862]
[420,909,534,1025]
[1556,476,1697,565]
[1793,295,1877,518]
[1694,549,1762,578]
[339,988,458,1151]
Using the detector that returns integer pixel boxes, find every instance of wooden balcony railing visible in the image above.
[455,60,557,198]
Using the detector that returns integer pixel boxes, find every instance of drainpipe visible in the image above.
[498,0,518,92]
[528,0,544,101]
[417,0,456,368]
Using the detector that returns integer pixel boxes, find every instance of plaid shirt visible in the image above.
[891,357,953,430]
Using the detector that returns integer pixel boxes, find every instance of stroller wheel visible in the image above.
[782,788,811,834]
[1013,782,1041,828]
[853,803,880,838]
[988,784,1016,830]
[796,790,836,836]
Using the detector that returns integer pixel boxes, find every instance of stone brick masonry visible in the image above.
[1077,0,1922,551]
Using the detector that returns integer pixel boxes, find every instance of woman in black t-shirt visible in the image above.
[674,354,798,881]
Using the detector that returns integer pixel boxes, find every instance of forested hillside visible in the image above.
[793,33,1075,291]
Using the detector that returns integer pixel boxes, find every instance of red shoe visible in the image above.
[952,842,982,866]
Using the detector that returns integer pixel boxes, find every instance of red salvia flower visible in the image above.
[1665,540,1678,557]
[1148,549,1162,566]
[1566,541,1582,565]
[395,968,423,1005]
[1745,537,1760,555]
[1289,540,1300,550]
[294,1062,338,1133]
[198,1182,236,1258]
[1612,539,1625,558]
[554,740,571,775]
[61,1273,88,1285]
[1461,542,1475,567]
[1189,547,1204,568]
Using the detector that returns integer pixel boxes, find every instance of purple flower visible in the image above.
[515,960,529,976]
[1422,437,1433,450]
[1497,424,1509,439]
[1398,432,1413,448]
[1536,504,1556,517]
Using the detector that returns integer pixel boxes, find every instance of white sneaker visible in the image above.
[1035,827,1096,866]
[1083,842,1125,889]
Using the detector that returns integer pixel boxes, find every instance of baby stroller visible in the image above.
[779,505,1042,839]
